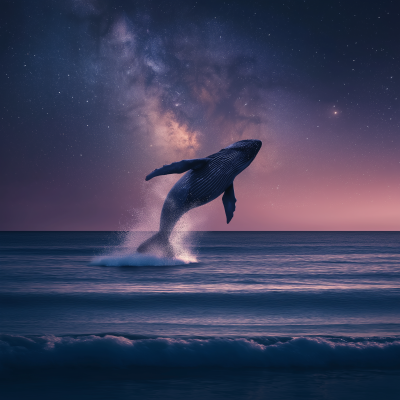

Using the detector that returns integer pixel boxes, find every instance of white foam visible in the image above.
[92,174,205,267]
[90,253,192,267]
[1,335,400,371]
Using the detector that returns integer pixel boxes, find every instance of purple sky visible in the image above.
[1,0,400,231]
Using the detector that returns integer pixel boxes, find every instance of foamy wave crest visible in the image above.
[1,335,400,371]
[90,253,191,267]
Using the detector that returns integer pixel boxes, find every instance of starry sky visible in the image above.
[1,0,399,231]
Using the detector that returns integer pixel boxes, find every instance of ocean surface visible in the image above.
[1,231,400,399]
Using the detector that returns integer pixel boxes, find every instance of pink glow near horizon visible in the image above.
[2,3,400,232]
[3,123,400,231]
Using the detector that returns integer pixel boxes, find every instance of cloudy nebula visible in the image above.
[1,0,399,230]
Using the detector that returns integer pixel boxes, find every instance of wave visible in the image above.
[2,291,399,311]
[1,335,400,371]
[90,253,194,267]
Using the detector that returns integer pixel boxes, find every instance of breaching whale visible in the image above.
[137,139,262,258]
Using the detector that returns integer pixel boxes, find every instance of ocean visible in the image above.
[1,231,399,399]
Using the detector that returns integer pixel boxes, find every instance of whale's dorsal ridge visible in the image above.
[145,157,211,181]
[222,183,236,224]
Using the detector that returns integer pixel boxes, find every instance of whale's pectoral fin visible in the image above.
[222,183,236,224]
[145,158,211,181]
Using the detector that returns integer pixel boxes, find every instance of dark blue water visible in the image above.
[1,231,400,399]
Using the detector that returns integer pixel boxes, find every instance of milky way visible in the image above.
[1,0,400,230]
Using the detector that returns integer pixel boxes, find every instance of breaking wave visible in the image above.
[1,335,400,371]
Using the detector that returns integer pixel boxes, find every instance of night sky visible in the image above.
[1,0,399,231]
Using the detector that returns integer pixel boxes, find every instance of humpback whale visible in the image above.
[137,139,262,258]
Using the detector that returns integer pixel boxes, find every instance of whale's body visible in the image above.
[137,139,262,257]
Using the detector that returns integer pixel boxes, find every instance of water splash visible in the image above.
[90,252,189,267]
[91,177,201,266]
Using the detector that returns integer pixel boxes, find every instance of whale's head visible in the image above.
[223,139,262,172]
[226,139,262,155]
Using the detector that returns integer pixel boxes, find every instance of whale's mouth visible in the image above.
[252,140,262,155]
[227,139,262,153]
[239,139,262,160]
[249,139,262,151]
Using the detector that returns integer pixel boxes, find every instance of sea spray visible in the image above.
[92,177,200,266]
[90,252,189,267]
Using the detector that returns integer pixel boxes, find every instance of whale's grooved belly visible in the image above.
[173,150,250,209]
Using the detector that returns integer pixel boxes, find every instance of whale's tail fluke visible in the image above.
[136,232,174,259]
